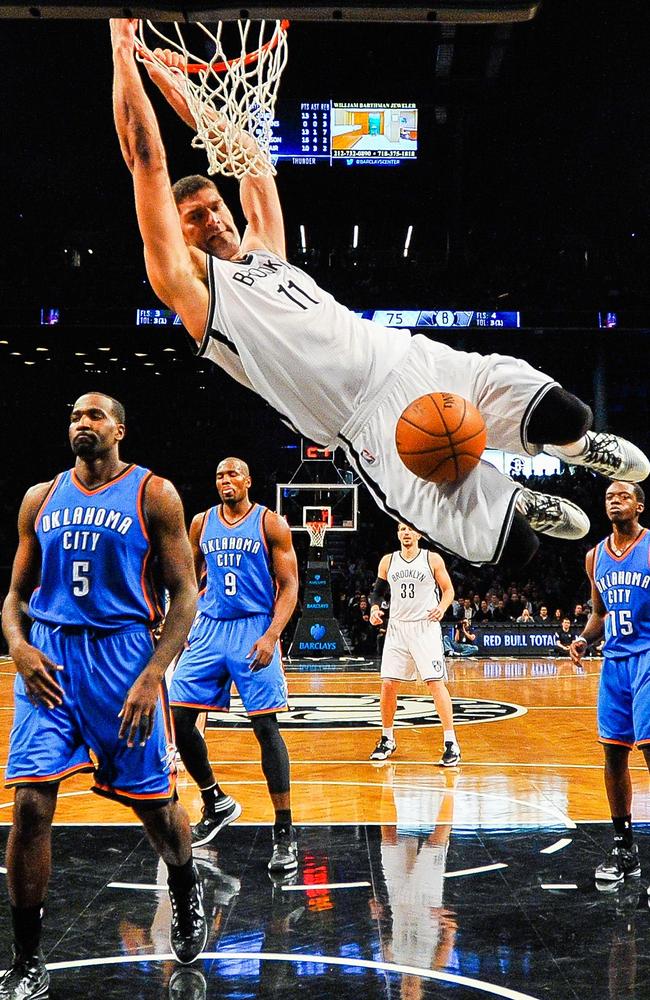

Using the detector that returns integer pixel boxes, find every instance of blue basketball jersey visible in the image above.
[197,503,275,620]
[594,528,650,658]
[29,465,163,630]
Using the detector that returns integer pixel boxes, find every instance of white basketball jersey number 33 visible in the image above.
[387,550,440,621]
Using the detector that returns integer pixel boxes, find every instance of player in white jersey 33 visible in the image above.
[369,523,460,767]
[110,19,650,567]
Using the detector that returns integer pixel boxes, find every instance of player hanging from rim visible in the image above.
[369,523,460,767]
[110,19,650,568]
[570,482,650,887]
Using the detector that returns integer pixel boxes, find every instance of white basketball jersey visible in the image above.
[387,549,439,622]
[198,250,411,445]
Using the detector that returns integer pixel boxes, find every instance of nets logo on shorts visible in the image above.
[207,693,526,729]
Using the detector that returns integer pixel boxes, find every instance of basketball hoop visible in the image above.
[136,19,289,178]
[305,521,328,549]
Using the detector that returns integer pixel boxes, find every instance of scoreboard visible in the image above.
[354,310,521,328]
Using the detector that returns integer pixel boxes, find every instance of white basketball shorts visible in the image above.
[381,618,447,683]
[337,334,557,565]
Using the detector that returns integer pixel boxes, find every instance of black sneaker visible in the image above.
[369,736,397,761]
[516,488,590,540]
[546,432,650,483]
[0,949,49,999]
[169,867,208,965]
[168,966,207,1000]
[439,741,461,767]
[268,828,298,873]
[595,843,641,883]
[191,796,242,848]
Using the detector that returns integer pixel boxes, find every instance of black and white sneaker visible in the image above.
[191,796,242,848]
[0,949,49,999]
[268,828,298,873]
[595,843,641,883]
[369,736,397,761]
[169,866,208,965]
[516,488,590,540]
[439,742,461,767]
[546,432,650,483]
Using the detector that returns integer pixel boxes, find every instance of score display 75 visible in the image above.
[355,310,521,328]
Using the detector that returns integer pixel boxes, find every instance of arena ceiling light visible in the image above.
[403,225,414,258]
[352,225,359,250]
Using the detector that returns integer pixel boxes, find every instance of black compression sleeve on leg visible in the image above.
[369,577,390,609]
[172,706,215,790]
[498,510,539,571]
[527,386,592,445]
[250,713,291,795]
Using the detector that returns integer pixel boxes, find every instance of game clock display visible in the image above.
[270,101,418,166]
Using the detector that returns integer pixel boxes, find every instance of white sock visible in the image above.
[548,435,588,458]
[383,727,394,742]
[443,729,457,746]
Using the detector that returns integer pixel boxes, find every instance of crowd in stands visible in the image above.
[335,571,597,656]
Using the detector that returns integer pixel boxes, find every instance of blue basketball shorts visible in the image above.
[6,621,176,806]
[169,612,288,715]
[597,651,650,748]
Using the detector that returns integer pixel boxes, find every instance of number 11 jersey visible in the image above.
[199,250,411,447]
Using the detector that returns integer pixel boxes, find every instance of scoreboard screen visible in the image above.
[355,310,521,328]
[270,101,418,166]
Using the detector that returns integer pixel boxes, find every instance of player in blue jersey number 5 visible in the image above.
[571,481,650,887]
[1,392,205,999]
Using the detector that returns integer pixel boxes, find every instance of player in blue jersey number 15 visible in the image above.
[571,481,650,887]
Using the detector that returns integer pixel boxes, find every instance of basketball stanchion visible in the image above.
[288,517,349,658]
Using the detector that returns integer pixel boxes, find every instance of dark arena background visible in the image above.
[1,1,650,998]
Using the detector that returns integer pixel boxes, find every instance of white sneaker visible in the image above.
[546,432,650,483]
[516,488,590,540]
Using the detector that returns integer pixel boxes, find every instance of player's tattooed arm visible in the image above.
[2,483,65,709]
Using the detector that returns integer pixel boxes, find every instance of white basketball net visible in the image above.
[305,522,328,548]
[136,20,288,178]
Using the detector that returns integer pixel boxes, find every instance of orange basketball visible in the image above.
[395,392,487,484]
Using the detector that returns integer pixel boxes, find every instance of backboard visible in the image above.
[277,483,358,533]
[0,3,541,23]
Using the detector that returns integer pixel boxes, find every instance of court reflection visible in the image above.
[372,768,458,998]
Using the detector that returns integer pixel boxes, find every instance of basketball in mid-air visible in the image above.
[395,392,487,484]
